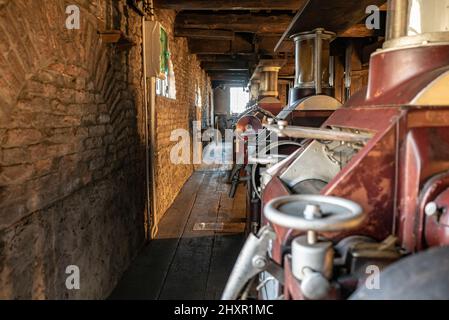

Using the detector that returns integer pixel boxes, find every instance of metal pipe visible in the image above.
[264,123,372,143]
[386,0,409,41]
[149,1,158,238]
[294,36,301,88]
[307,231,318,245]
[344,42,353,101]
[314,29,323,94]
[149,78,158,238]
[329,56,334,88]
[142,0,158,239]
[142,15,150,240]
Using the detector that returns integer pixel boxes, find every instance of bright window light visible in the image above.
[230,87,249,114]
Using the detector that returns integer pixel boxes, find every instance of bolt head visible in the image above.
[425,202,438,217]
[252,255,267,269]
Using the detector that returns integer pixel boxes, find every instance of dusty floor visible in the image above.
[109,170,246,299]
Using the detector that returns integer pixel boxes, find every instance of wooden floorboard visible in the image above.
[109,170,246,300]
[205,233,245,299]
[109,172,205,300]
[205,182,246,299]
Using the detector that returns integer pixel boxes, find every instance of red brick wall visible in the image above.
[0,0,146,298]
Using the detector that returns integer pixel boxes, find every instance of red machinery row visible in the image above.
[224,0,449,300]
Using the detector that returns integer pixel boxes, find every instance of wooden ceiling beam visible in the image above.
[257,36,294,54]
[176,12,294,34]
[208,70,249,75]
[201,61,249,71]
[189,34,254,54]
[338,24,384,37]
[196,54,256,62]
[279,63,295,76]
[209,75,248,81]
[275,0,387,50]
[154,0,304,11]
[175,28,235,40]
[208,70,249,81]
[189,37,291,55]
[212,80,247,88]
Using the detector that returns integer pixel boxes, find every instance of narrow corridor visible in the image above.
[109,171,246,299]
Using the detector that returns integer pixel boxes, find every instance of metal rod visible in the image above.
[315,29,323,94]
[142,17,150,240]
[264,124,372,143]
[344,42,353,101]
[386,0,409,40]
[329,56,335,88]
[307,231,318,245]
[294,35,301,88]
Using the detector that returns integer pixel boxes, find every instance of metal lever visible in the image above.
[221,226,277,300]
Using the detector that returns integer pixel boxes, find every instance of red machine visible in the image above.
[228,60,285,199]
[223,0,449,300]
[231,30,342,234]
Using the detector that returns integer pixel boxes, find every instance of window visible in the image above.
[230,87,250,114]
[156,27,176,99]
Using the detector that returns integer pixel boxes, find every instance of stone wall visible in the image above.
[152,9,213,227]
[0,0,146,299]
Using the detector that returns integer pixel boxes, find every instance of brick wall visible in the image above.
[152,9,213,227]
[0,0,146,298]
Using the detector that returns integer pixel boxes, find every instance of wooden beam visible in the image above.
[201,61,249,71]
[175,28,235,40]
[189,35,292,56]
[208,70,248,76]
[257,36,294,54]
[279,63,295,76]
[189,35,253,54]
[154,0,305,11]
[208,70,249,80]
[176,12,294,34]
[338,24,381,38]
[209,75,248,81]
[275,0,387,50]
[196,54,256,62]
[189,39,233,54]
[212,80,247,88]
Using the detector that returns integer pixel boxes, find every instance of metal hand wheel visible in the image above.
[264,194,364,232]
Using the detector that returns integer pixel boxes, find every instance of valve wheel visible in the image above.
[264,195,364,232]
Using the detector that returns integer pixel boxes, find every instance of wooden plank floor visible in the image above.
[109,170,246,300]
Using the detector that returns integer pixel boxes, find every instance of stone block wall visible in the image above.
[0,0,146,299]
